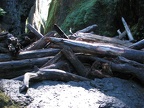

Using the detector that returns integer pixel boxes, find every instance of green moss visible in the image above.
[0,90,20,108]
[61,0,118,36]
[45,0,59,34]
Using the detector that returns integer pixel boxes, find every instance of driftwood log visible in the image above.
[0,48,60,62]
[46,37,144,63]
[27,24,44,39]
[122,17,134,41]
[70,32,132,46]
[129,39,144,50]
[0,57,52,78]
[20,69,90,92]
[62,47,88,77]
[24,31,55,51]
[0,23,143,93]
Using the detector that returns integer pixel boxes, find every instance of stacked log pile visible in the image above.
[0,23,144,92]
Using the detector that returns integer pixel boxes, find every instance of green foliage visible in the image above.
[0,90,20,108]
[45,0,59,34]
[0,8,6,16]
[61,0,118,36]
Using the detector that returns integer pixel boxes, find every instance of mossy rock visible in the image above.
[61,0,119,36]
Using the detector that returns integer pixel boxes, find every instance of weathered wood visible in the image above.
[13,60,70,81]
[0,57,52,78]
[122,17,134,41]
[24,31,55,51]
[41,51,63,68]
[117,29,122,35]
[20,69,90,92]
[75,24,97,33]
[85,56,144,84]
[129,39,144,50]
[46,37,144,63]
[116,56,144,68]
[27,24,44,39]
[111,63,144,84]
[115,31,127,40]
[70,32,132,46]
[0,48,60,62]
[54,24,68,39]
[62,47,88,77]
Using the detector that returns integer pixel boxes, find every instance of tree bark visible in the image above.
[70,32,132,46]
[0,57,52,78]
[46,37,144,63]
[20,68,90,92]
[0,48,60,62]
[41,51,63,68]
[27,24,44,39]
[129,39,144,50]
[62,47,88,77]
[24,31,55,51]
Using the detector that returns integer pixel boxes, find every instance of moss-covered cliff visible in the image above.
[46,0,144,39]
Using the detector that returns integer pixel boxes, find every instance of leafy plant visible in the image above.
[0,8,6,16]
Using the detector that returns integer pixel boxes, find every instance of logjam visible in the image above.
[0,23,143,92]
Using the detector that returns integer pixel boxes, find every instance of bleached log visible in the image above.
[46,37,144,63]
[20,69,90,92]
[122,17,134,41]
[129,39,144,50]
[70,32,132,46]
[75,24,97,33]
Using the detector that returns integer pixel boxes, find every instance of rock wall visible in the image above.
[28,0,52,34]
[45,0,144,38]
[0,0,35,36]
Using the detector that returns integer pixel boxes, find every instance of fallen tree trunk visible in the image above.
[75,24,97,33]
[20,69,90,92]
[122,17,134,41]
[129,39,144,50]
[81,55,144,84]
[27,24,44,39]
[24,31,55,51]
[46,37,144,63]
[41,51,63,68]
[54,24,68,39]
[13,60,70,81]
[70,32,132,46]
[62,47,88,77]
[0,57,52,78]
[0,48,60,62]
